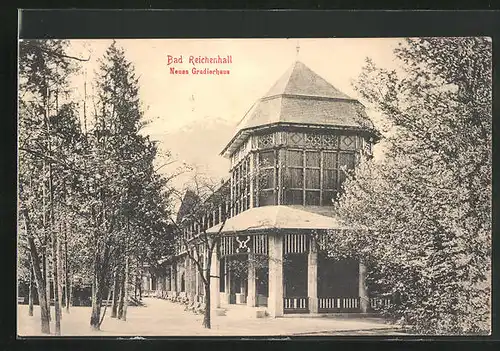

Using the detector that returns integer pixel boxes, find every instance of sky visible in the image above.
[65,38,402,190]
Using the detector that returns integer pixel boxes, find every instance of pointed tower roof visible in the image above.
[221,60,378,157]
[263,61,354,100]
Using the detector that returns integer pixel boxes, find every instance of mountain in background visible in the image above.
[155,116,235,195]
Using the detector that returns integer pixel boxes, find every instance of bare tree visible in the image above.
[170,164,266,329]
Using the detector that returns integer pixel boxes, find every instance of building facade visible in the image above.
[148,60,387,317]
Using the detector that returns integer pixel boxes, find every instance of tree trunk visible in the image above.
[51,228,61,335]
[22,209,50,334]
[98,286,113,328]
[122,256,129,321]
[56,225,63,319]
[49,164,61,336]
[44,248,51,322]
[64,222,70,313]
[111,266,120,318]
[90,272,103,330]
[117,270,125,319]
[34,255,51,335]
[90,242,108,331]
[42,128,51,323]
[203,281,211,329]
[28,262,34,317]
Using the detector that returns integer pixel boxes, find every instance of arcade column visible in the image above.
[359,260,369,313]
[223,258,231,304]
[210,250,220,309]
[307,240,318,313]
[247,253,257,307]
[268,233,284,317]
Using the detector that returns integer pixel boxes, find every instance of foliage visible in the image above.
[332,37,491,335]
[18,40,174,333]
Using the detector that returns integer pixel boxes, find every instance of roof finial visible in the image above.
[296,41,300,58]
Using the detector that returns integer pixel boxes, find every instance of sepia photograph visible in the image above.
[17,37,492,337]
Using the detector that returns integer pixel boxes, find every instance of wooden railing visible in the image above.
[318,297,360,312]
[283,297,309,313]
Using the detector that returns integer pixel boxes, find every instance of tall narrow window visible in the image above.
[305,151,321,205]
[284,150,304,205]
[258,150,276,206]
[322,151,338,206]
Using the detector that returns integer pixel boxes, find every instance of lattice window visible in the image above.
[340,135,356,150]
[287,132,304,146]
[258,133,274,148]
[305,133,322,148]
[322,134,338,149]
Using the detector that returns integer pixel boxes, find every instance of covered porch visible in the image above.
[207,205,390,317]
[148,206,391,317]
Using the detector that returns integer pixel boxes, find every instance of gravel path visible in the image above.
[17,298,403,337]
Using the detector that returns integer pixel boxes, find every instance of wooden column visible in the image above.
[210,250,220,309]
[307,238,318,313]
[268,233,284,317]
[223,258,231,304]
[247,253,257,307]
[359,260,369,313]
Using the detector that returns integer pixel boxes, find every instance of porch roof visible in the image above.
[206,205,351,234]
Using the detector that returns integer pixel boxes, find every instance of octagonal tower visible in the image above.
[221,60,379,217]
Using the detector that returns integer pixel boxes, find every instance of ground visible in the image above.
[17,298,407,337]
